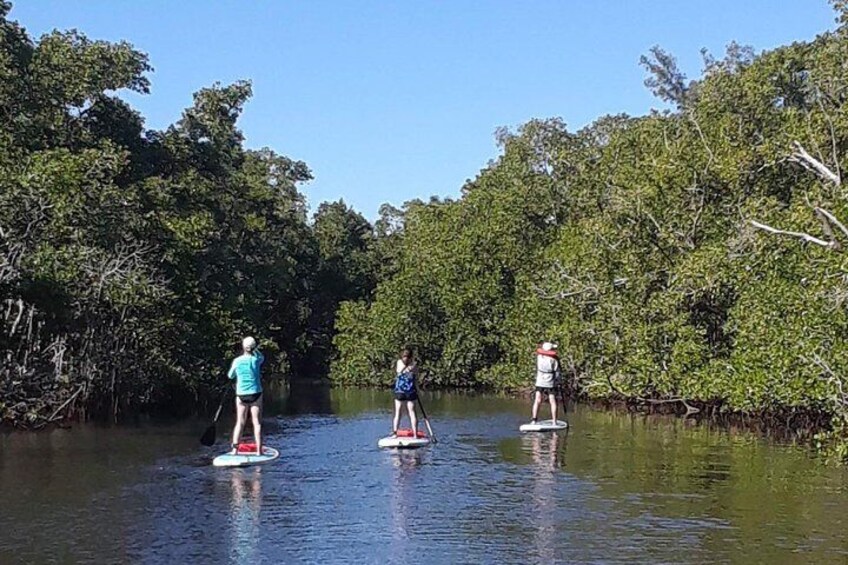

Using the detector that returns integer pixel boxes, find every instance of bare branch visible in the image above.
[813,206,837,243]
[751,140,848,252]
[789,141,841,186]
[531,260,603,302]
[606,373,700,415]
[595,229,622,251]
[47,386,85,423]
[531,283,595,300]
[682,175,707,249]
[815,207,848,242]
[688,113,715,172]
[808,354,848,409]
[644,210,663,234]
[7,298,24,336]
[816,90,843,184]
[749,219,837,249]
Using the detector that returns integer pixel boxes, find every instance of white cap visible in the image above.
[242,336,257,351]
[541,341,557,351]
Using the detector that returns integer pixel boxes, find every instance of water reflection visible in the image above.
[526,431,565,471]
[524,433,564,562]
[3,390,848,564]
[285,380,333,415]
[228,468,262,564]
[385,449,424,563]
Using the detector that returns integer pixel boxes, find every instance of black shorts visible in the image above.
[238,392,262,404]
[394,391,418,402]
[535,387,556,397]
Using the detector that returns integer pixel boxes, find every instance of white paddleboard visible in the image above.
[378,429,431,449]
[213,443,280,467]
[519,419,568,432]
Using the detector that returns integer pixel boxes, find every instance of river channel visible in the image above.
[1,386,846,564]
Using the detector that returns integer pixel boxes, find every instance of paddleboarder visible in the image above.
[530,341,561,425]
[228,336,265,455]
[391,348,419,438]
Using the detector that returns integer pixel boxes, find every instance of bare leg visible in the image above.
[249,401,262,455]
[531,391,542,422]
[231,399,247,453]
[392,399,402,435]
[549,392,558,423]
[407,401,418,436]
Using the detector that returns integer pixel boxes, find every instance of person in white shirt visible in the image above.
[531,341,561,424]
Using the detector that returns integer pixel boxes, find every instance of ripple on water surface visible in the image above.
[2,391,848,564]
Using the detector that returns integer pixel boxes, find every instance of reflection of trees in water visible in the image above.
[265,385,408,418]
[229,468,262,564]
[284,380,333,415]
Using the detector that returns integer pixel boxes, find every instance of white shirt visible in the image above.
[396,360,416,375]
[535,355,560,388]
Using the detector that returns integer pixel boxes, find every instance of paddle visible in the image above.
[554,356,568,423]
[556,380,567,424]
[416,393,438,444]
[200,385,231,446]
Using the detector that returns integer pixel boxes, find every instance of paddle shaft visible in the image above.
[212,393,226,423]
[200,385,232,446]
[416,393,437,443]
[213,384,231,422]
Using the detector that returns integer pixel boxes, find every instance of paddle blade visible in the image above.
[200,423,216,446]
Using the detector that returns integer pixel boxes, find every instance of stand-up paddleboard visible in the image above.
[213,442,280,467]
[519,419,568,432]
[378,429,431,449]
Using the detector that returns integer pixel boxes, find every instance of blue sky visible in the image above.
[14,1,837,219]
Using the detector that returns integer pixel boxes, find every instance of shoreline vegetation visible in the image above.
[4,2,848,459]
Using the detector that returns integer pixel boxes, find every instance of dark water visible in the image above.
[2,386,848,564]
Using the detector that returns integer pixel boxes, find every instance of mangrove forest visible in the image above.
[4,1,848,460]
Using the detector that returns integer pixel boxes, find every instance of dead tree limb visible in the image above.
[606,373,701,416]
[749,219,836,249]
[750,141,848,251]
[46,386,85,423]
[789,140,841,186]
[815,207,848,242]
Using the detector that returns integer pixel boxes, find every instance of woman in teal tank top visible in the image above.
[227,336,265,455]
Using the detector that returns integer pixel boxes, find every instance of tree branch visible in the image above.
[749,219,837,249]
[815,207,848,242]
[47,386,85,423]
[789,141,841,186]
[606,373,700,415]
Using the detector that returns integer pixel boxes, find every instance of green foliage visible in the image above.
[302,200,380,374]
[0,4,371,424]
[9,0,848,461]
[332,8,848,457]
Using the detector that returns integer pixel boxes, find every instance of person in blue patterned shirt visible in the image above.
[391,348,419,437]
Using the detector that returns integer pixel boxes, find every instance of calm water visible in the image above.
[1,386,847,564]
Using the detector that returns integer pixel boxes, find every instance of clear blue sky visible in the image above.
[13,1,837,219]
